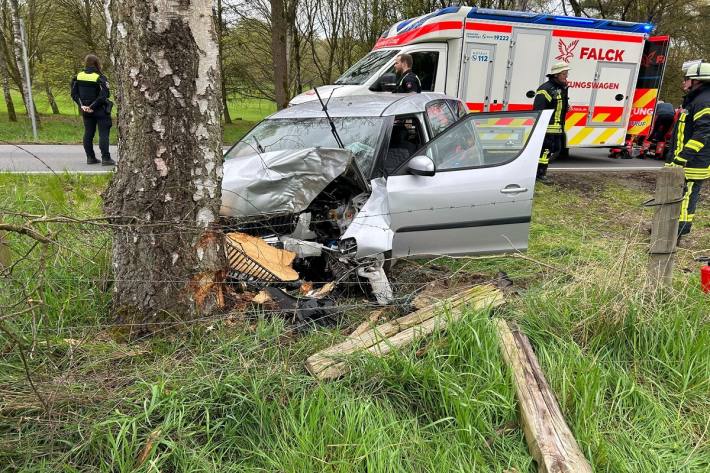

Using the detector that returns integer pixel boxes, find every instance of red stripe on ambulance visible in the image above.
[373,21,463,49]
[465,22,513,33]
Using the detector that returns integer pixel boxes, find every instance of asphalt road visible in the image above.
[0,144,665,173]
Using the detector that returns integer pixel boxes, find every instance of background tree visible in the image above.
[103,0,226,329]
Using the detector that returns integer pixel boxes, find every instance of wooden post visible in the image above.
[494,319,593,473]
[0,230,10,269]
[648,167,685,291]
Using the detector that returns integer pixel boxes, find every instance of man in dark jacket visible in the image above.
[393,53,421,94]
[666,60,710,238]
[533,62,570,183]
[71,54,115,165]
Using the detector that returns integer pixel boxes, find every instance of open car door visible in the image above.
[386,110,552,257]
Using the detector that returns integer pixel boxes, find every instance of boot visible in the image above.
[87,156,100,165]
[101,156,116,166]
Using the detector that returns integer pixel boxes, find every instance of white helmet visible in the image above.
[685,60,710,82]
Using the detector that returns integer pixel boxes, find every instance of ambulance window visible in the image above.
[411,51,439,92]
[335,50,398,85]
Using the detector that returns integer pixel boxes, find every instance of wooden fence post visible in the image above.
[647,167,685,291]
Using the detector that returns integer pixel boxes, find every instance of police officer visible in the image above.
[71,54,115,166]
[533,62,570,183]
[666,60,710,238]
[393,53,421,93]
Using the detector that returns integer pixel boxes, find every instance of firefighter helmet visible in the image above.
[685,61,710,82]
[549,62,571,75]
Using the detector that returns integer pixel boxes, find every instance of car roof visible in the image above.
[269,92,459,119]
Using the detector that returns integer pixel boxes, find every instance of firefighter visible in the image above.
[665,60,710,238]
[393,53,421,93]
[533,62,570,183]
[71,54,115,166]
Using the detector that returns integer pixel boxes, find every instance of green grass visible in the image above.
[0,173,708,472]
[0,90,273,145]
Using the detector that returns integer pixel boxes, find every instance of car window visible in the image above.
[382,116,424,176]
[446,99,468,119]
[420,112,539,171]
[425,100,456,137]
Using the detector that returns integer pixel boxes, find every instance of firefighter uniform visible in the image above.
[70,66,114,165]
[395,70,421,93]
[533,63,570,181]
[665,61,710,236]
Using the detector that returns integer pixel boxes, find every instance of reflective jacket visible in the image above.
[70,67,111,117]
[667,84,710,180]
[533,78,569,134]
[395,70,421,93]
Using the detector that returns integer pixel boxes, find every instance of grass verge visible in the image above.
[0,172,708,472]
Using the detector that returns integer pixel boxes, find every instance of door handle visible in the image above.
[500,185,527,194]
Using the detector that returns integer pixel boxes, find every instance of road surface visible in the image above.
[0,144,665,173]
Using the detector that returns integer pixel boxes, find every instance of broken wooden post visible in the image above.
[0,229,10,269]
[306,285,504,380]
[647,167,685,291]
[494,319,593,473]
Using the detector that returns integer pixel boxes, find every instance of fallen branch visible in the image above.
[0,222,51,244]
[494,319,593,473]
[306,285,504,380]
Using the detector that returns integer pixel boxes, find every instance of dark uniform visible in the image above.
[395,70,421,93]
[665,83,710,236]
[533,78,569,179]
[70,66,113,164]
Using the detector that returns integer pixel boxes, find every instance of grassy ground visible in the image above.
[0,172,708,472]
[0,90,273,145]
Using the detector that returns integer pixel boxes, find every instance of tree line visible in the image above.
[0,0,708,122]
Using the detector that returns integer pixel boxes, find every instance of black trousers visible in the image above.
[82,114,112,160]
[537,133,563,178]
[678,178,704,236]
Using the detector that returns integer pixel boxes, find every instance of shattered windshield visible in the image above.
[334,50,399,85]
[227,117,385,175]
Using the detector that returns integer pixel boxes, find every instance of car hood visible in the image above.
[221,147,359,218]
[288,85,364,105]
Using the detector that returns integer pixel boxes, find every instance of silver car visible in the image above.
[221,93,551,302]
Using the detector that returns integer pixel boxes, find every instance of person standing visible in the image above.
[71,54,115,166]
[533,62,570,183]
[666,60,710,238]
[393,53,421,94]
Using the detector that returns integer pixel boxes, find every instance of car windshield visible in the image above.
[226,117,385,175]
[334,50,399,85]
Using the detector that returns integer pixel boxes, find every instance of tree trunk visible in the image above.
[44,77,59,115]
[271,0,289,110]
[103,0,226,331]
[216,0,232,124]
[9,0,39,123]
[0,41,17,122]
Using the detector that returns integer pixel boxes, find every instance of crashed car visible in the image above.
[221,92,551,304]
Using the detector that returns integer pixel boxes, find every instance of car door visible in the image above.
[386,109,552,258]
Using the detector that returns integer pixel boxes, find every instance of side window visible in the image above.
[421,112,538,171]
[379,51,440,92]
[411,51,439,92]
[447,99,468,119]
[382,116,424,176]
[426,100,456,137]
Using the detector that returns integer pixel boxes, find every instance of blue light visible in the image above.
[643,24,653,31]
[553,16,597,25]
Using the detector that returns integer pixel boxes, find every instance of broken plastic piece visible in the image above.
[226,232,299,282]
[357,256,393,305]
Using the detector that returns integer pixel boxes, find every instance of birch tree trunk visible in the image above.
[9,0,39,123]
[103,0,226,330]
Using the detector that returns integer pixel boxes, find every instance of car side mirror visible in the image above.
[377,73,397,92]
[407,155,435,176]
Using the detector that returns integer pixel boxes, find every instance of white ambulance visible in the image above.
[290,7,669,149]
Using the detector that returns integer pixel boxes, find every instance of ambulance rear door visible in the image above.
[504,27,551,111]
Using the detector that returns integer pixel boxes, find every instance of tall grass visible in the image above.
[0,173,708,472]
